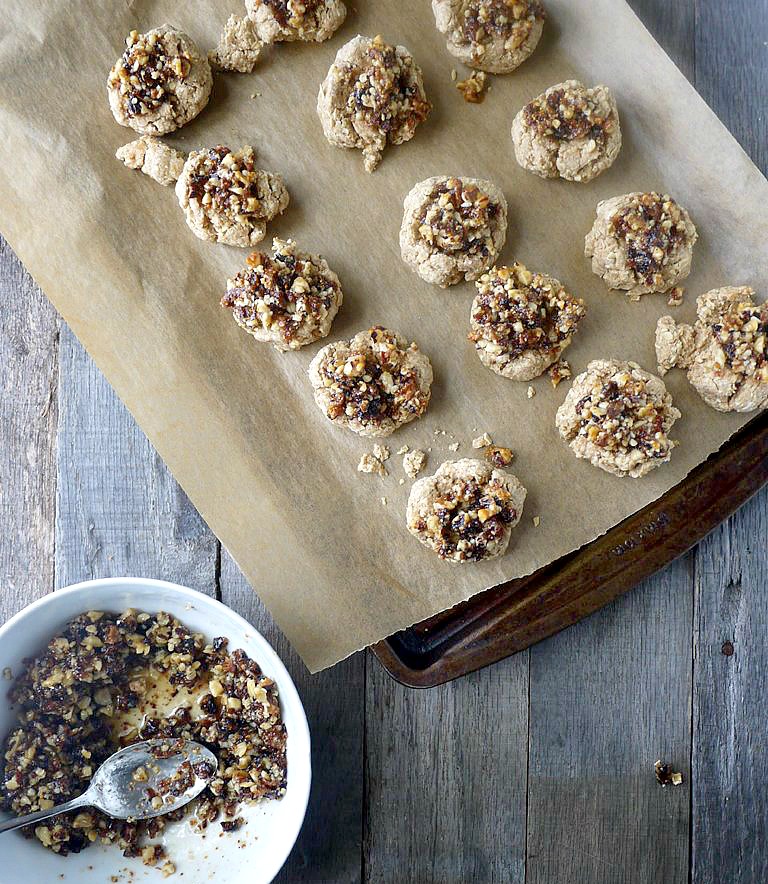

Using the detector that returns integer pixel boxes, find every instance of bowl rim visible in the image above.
[0,576,312,884]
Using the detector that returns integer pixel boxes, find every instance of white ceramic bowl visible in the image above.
[0,577,311,884]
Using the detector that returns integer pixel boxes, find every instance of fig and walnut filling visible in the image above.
[309,327,433,437]
[1,610,286,861]
[462,0,545,49]
[222,238,342,351]
[610,192,689,288]
[469,263,586,380]
[711,299,768,380]
[523,82,614,146]
[109,29,190,118]
[419,178,500,258]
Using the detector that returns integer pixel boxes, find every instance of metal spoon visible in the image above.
[0,738,217,835]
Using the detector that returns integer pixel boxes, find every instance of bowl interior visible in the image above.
[0,578,311,884]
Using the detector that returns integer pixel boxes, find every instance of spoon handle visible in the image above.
[0,795,89,835]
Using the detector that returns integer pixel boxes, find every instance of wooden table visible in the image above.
[1,2,766,881]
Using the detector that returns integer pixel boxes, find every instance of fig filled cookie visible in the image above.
[431,0,545,74]
[469,262,586,381]
[175,146,289,248]
[245,0,347,43]
[406,459,527,563]
[656,286,768,413]
[511,80,621,183]
[107,26,213,136]
[222,238,343,351]
[317,35,432,173]
[400,176,508,287]
[556,360,681,478]
[308,326,433,436]
[585,192,697,300]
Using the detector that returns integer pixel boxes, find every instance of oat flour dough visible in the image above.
[585,192,697,300]
[115,137,186,186]
[317,34,432,173]
[209,16,263,73]
[469,262,586,381]
[222,238,343,351]
[245,0,347,43]
[511,79,621,183]
[431,0,546,74]
[656,286,768,413]
[400,176,508,287]
[308,326,433,436]
[556,359,681,478]
[175,146,289,248]
[107,25,213,136]
[406,458,527,563]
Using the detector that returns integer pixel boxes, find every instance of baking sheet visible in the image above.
[1,0,766,671]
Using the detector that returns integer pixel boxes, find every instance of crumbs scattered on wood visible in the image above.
[721,640,735,656]
[655,760,683,787]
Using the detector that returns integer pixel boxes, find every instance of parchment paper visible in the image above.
[1,0,767,671]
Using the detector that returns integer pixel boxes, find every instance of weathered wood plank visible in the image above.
[364,651,530,884]
[219,552,365,884]
[690,2,768,881]
[54,325,218,594]
[0,237,59,622]
[526,558,694,884]
[629,0,697,80]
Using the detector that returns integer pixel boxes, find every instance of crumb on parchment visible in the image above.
[403,448,427,479]
[472,432,493,449]
[457,70,488,103]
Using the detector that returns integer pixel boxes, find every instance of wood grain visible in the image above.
[0,239,59,621]
[219,552,366,884]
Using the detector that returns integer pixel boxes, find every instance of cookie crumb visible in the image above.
[654,760,683,787]
[532,515,541,527]
[161,860,177,878]
[486,445,514,468]
[472,432,493,448]
[548,359,572,389]
[668,286,685,306]
[2,667,12,680]
[358,452,387,476]
[457,70,488,104]
[373,444,391,463]
[403,448,427,479]
[381,497,388,506]
[451,68,458,81]
[396,445,409,455]
[399,478,405,485]
[448,442,460,452]
[527,385,536,399]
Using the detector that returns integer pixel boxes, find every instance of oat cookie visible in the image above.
[556,359,681,478]
[317,34,432,173]
[432,0,545,74]
[469,262,586,381]
[246,0,346,43]
[175,146,289,248]
[222,238,342,351]
[511,80,621,182]
[209,16,263,73]
[308,326,433,436]
[655,286,768,413]
[400,176,507,288]
[115,136,186,186]
[406,458,526,563]
[585,192,697,300]
[107,26,213,137]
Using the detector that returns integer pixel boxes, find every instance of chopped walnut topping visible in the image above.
[610,193,689,288]
[222,238,341,351]
[472,432,493,448]
[310,327,432,435]
[469,263,586,373]
[457,70,488,103]
[523,81,614,144]
[108,30,190,118]
[461,0,545,49]
[713,299,768,380]
[418,178,500,256]
[485,445,514,467]
[403,448,427,479]
[548,359,571,388]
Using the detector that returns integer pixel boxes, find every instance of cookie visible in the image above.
[555,359,681,478]
[585,192,697,300]
[399,176,507,288]
[209,16,262,73]
[222,238,343,351]
[175,146,289,248]
[431,0,545,74]
[245,0,346,43]
[308,326,433,436]
[511,80,621,182]
[317,34,432,173]
[469,262,586,381]
[406,458,526,563]
[655,286,768,413]
[107,26,213,136]
[115,137,186,186]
